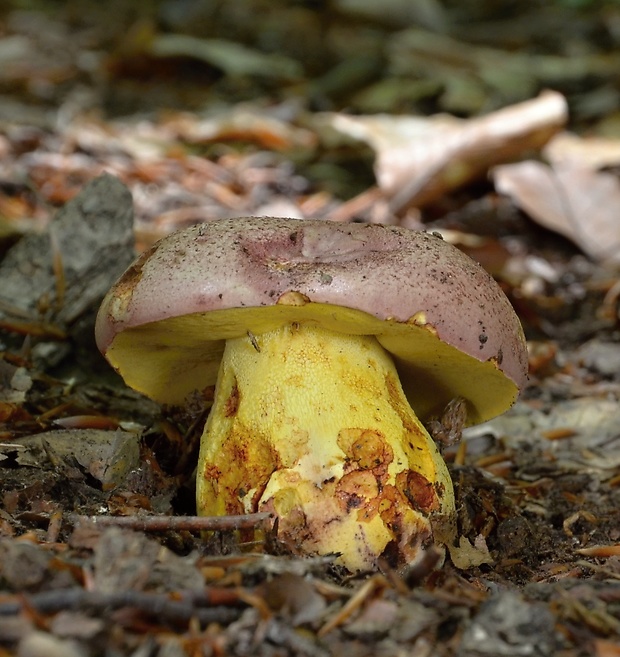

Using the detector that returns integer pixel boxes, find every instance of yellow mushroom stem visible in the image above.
[196,322,455,572]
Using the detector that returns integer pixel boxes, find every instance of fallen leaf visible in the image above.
[0,361,32,404]
[3,429,141,490]
[261,573,327,626]
[343,598,398,637]
[93,527,202,594]
[0,174,135,327]
[493,161,620,264]
[448,535,494,569]
[321,91,567,213]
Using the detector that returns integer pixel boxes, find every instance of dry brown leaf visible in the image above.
[323,90,567,213]
[493,161,620,264]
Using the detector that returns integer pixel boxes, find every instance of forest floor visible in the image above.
[1,2,620,656]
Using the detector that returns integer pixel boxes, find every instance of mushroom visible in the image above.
[95,217,528,571]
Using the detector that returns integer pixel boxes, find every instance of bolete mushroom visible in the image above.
[95,217,528,571]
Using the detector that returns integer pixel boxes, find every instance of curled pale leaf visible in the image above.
[323,91,567,213]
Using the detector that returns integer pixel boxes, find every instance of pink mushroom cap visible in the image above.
[96,217,528,425]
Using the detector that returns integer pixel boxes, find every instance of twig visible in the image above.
[69,512,273,532]
[0,589,244,626]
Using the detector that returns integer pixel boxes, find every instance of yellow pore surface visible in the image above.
[197,322,455,572]
[104,303,520,425]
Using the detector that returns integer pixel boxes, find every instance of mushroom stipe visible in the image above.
[96,217,528,572]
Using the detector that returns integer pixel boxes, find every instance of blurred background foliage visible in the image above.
[2,0,620,125]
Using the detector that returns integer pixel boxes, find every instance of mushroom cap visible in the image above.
[95,217,528,425]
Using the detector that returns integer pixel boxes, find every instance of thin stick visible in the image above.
[70,512,273,532]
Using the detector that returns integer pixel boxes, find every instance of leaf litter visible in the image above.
[1,2,620,656]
